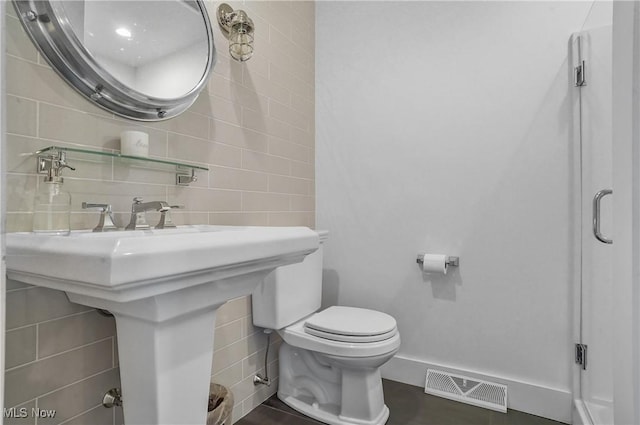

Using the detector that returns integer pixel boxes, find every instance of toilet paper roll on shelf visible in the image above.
[416,253,459,275]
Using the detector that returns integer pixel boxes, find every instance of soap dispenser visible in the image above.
[33,152,75,235]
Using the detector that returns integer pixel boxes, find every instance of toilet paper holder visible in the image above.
[416,254,459,267]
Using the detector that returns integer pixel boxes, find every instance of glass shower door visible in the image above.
[573,26,614,425]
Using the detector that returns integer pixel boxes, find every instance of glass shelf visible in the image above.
[36,145,208,186]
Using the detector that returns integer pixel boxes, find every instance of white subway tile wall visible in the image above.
[4,1,315,423]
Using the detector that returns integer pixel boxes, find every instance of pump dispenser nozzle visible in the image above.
[37,151,76,183]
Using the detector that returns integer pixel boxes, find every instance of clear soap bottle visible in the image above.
[33,152,75,235]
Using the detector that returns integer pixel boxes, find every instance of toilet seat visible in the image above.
[280,307,401,358]
[304,306,398,343]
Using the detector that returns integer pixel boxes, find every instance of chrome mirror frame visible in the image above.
[12,0,216,121]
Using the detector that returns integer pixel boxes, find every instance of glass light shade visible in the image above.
[229,23,254,62]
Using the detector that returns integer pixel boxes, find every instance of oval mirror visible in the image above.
[13,0,216,121]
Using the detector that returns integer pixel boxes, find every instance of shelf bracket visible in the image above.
[177,167,198,186]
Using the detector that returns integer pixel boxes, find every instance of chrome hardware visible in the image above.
[177,168,197,186]
[217,3,255,62]
[593,189,613,244]
[126,197,149,230]
[155,205,183,229]
[253,374,271,386]
[416,255,459,267]
[82,203,118,232]
[575,60,586,87]
[22,10,48,23]
[12,0,215,121]
[125,198,171,231]
[90,84,103,100]
[24,10,37,21]
[102,388,122,408]
[253,329,272,387]
[36,150,75,182]
[575,343,588,370]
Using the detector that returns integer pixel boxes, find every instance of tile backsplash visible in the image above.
[4,1,315,423]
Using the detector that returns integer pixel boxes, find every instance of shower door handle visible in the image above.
[593,189,613,244]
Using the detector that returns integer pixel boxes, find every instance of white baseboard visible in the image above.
[573,398,592,425]
[381,354,572,424]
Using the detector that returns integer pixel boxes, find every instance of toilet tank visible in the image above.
[252,230,328,329]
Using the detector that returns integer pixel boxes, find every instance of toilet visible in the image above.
[252,231,401,425]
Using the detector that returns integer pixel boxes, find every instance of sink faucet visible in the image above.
[125,197,171,230]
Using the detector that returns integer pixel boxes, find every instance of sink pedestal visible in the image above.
[116,308,218,425]
[68,272,267,425]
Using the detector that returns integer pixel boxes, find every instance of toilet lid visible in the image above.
[304,306,397,343]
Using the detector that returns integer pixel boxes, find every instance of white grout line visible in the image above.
[56,403,104,425]
[7,336,114,371]
[6,366,119,411]
[211,359,243,380]
[112,337,116,369]
[31,309,100,327]
[35,100,40,139]
[5,52,39,67]
[35,323,39,363]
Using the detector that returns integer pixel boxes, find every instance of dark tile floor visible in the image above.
[236,379,563,425]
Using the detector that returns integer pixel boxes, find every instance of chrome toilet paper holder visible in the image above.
[416,254,459,267]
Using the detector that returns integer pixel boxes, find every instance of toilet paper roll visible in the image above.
[121,130,149,157]
[421,254,448,275]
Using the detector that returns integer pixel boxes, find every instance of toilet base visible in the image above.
[279,394,390,425]
[277,343,394,425]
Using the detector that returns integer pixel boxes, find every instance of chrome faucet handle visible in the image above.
[82,202,118,232]
[155,205,184,229]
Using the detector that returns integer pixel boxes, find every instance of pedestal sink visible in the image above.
[6,225,319,425]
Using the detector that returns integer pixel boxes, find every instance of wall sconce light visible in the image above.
[217,3,254,62]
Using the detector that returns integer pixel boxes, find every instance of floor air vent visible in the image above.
[424,369,507,413]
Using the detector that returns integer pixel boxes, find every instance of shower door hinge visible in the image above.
[574,61,586,87]
[575,343,587,370]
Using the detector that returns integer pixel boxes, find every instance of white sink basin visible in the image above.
[6,225,319,425]
[7,225,318,302]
